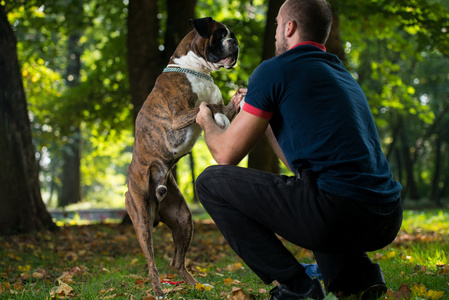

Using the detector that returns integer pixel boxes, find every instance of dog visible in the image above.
[125,17,239,297]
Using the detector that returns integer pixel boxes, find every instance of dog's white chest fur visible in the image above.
[171,73,229,159]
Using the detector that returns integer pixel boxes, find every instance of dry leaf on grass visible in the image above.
[227,287,256,300]
[49,282,74,299]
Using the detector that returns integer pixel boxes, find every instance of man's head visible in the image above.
[275,0,332,56]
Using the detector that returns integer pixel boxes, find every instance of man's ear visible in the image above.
[189,17,213,38]
[285,20,297,38]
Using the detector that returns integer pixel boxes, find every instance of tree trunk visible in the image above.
[165,0,197,57]
[248,0,283,173]
[59,127,82,207]
[0,5,57,234]
[398,116,420,200]
[325,6,346,63]
[59,31,83,207]
[431,133,442,206]
[127,0,163,121]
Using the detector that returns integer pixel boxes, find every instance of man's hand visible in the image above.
[231,88,247,112]
[196,102,214,129]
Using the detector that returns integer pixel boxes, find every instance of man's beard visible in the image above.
[275,36,288,56]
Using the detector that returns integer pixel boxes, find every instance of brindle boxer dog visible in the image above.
[125,17,239,297]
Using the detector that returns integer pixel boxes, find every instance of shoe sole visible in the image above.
[360,284,387,300]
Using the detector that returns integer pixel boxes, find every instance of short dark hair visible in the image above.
[282,0,333,44]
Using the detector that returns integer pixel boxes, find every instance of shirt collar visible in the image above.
[291,41,326,52]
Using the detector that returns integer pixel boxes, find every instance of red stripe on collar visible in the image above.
[291,41,326,52]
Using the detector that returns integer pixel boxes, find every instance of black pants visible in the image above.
[196,165,403,291]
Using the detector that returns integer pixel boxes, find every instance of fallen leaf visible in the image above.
[129,274,144,281]
[226,262,244,272]
[49,282,74,299]
[437,264,449,275]
[194,283,212,291]
[426,290,445,299]
[32,272,45,279]
[413,264,426,272]
[18,264,31,272]
[227,287,255,300]
[19,273,29,281]
[13,282,24,291]
[64,251,78,262]
[57,272,74,284]
[394,283,412,300]
[411,283,427,296]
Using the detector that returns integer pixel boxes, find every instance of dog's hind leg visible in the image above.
[159,172,198,287]
[125,171,165,296]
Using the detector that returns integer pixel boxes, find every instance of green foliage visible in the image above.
[7,1,132,207]
[5,0,449,206]
[334,0,449,203]
[205,1,266,101]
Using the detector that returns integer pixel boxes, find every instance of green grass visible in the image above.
[0,209,448,299]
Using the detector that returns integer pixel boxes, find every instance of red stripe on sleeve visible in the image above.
[242,103,273,120]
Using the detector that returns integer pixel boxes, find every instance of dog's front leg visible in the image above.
[207,102,237,128]
[222,100,237,121]
[171,108,200,131]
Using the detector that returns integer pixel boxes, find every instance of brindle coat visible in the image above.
[125,18,238,297]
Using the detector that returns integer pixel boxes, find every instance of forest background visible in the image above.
[1,0,449,234]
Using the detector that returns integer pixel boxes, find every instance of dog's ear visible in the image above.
[189,17,213,38]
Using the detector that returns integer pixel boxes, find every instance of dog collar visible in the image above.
[163,67,213,82]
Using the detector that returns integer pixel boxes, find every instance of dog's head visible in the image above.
[171,17,237,71]
[189,17,239,69]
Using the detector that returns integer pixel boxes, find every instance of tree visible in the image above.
[247,0,283,174]
[127,0,197,122]
[59,0,84,206]
[0,4,56,234]
[336,0,449,204]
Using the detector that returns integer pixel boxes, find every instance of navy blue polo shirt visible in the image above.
[242,42,402,203]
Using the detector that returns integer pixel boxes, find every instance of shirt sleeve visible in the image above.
[242,58,282,120]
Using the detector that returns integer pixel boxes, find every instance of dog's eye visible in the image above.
[214,29,227,40]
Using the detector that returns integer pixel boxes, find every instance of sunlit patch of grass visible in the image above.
[408,243,448,267]
[401,209,449,233]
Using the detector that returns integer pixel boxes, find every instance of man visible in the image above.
[195,0,403,299]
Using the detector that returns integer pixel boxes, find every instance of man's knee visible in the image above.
[196,165,234,205]
[196,166,219,203]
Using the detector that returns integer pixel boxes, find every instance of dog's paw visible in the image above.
[156,185,167,201]
[214,113,230,128]
[239,97,245,110]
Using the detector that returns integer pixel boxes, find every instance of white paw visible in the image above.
[214,113,230,128]
[239,97,245,110]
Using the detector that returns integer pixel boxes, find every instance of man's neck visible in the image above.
[290,41,326,52]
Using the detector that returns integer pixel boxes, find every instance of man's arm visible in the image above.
[265,125,292,172]
[196,102,269,165]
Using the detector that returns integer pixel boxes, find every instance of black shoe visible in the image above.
[331,264,387,300]
[270,278,326,300]
[359,283,387,300]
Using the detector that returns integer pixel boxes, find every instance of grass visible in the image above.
[0,209,448,299]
